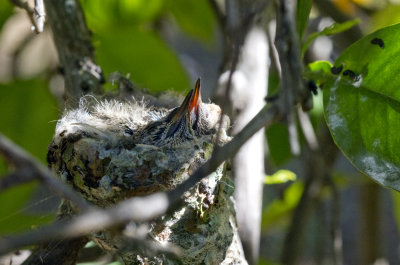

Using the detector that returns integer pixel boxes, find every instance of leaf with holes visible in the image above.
[324,23,400,191]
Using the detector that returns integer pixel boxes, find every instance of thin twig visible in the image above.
[288,110,300,155]
[21,237,89,265]
[313,0,363,47]
[10,0,45,33]
[43,0,104,107]
[275,0,305,94]
[34,0,45,33]
[0,168,35,192]
[207,0,226,31]
[274,0,307,156]
[0,133,91,211]
[326,177,343,265]
[297,106,319,150]
[267,20,282,78]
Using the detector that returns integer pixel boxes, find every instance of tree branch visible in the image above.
[10,0,45,33]
[275,0,308,156]
[22,200,89,265]
[43,0,104,108]
[0,133,91,211]
[21,237,89,265]
[0,168,35,191]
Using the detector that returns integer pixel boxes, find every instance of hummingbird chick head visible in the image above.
[141,79,223,147]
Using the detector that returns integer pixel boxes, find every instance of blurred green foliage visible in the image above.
[296,0,313,40]
[0,80,59,161]
[164,0,216,42]
[0,182,54,234]
[261,182,304,230]
[264,170,297,185]
[371,4,400,32]
[0,1,13,27]
[81,0,217,93]
[301,18,360,57]
[82,0,189,92]
[0,79,59,234]
[95,27,189,92]
[266,123,292,166]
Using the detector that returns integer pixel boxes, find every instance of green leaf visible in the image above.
[371,4,400,33]
[0,79,58,234]
[265,170,297,185]
[81,0,164,27]
[0,80,58,161]
[266,123,292,166]
[262,182,303,229]
[296,0,313,40]
[323,23,400,191]
[0,1,13,28]
[302,19,360,57]
[94,27,190,93]
[0,183,55,235]
[164,0,216,42]
[308,60,332,73]
[118,0,164,22]
[305,60,333,88]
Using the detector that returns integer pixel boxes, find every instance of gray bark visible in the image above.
[218,26,269,265]
[44,0,104,108]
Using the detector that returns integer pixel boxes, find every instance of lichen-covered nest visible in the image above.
[48,81,247,264]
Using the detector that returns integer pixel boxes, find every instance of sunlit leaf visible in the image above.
[310,92,324,118]
[81,0,164,27]
[261,182,304,229]
[118,0,164,22]
[302,19,360,57]
[265,170,297,185]
[324,23,400,191]
[308,60,332,73]
[306,60,333,86]
[296,0,313,40]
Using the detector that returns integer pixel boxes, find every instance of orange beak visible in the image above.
[171,78,202,122]
[189,78,202,115]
